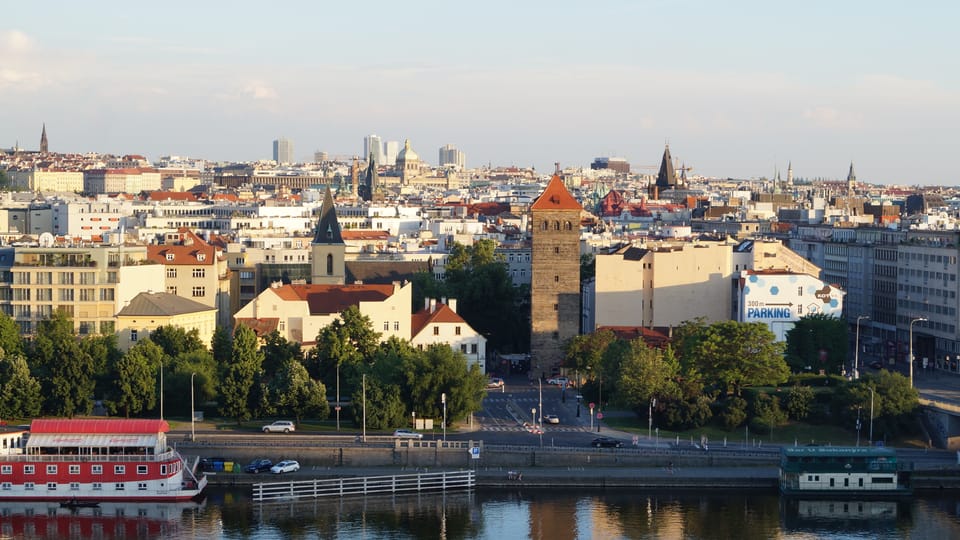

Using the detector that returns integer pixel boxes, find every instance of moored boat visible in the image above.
[0,419,206,502]
[779,446,911,497]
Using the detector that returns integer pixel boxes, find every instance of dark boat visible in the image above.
[60,499,101,509]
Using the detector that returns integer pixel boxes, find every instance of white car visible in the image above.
[270,460,300,474]
[393,429,423,439]
[262,420,295,433]
[544,414,560,424]
[487,377,504,388]
[546,377,570,386]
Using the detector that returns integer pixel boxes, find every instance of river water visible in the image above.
[3,486,960,539]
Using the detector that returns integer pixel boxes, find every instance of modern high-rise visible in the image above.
[273,137,294,164]
[383,141,400,166]
[364,135,383,166]
[438,144,466,169]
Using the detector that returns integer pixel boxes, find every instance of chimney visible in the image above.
[449,298,457,313]
[441,296,447,306]
[424,297,430,312]
[429,299,436,313]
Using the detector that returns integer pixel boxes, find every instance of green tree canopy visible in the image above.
[29,311,94,417]
[352,375,406,430]
[261,330,303,380]
[784,313,849,374]
[563,329,617,378]
[0,354,42,419]
[690,321,789,396]
[113,339,161,418]
[150,325,207,359]
[0,311,24,358]
[840,371,919,440]
[306,306,380,397]
[218,325,263,424]
[270,359,328,424]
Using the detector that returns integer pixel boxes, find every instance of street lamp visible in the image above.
[868,385,875,446]
[159,359,164,421]
[856,405,862,446]
[648,397,657,439]
[362,373,367,442]
[335,360,340,432]
[909,317,927,388]
[190,372,196,441]
[854,315,870,380]
[441,393,447,442]
[532,408,537,426]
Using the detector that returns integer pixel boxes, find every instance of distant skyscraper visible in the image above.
[438,144,466,169]
[383,140,400,166]
[364,135,383,166]
[314,150,328,163]
[273,137,294,164]
[40,123,48,154]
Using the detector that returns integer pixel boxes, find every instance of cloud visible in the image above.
[241,82,278,100]
[1,30,33,52]
[802,105,863,131]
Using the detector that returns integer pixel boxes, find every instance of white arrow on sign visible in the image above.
[469,447,481,459]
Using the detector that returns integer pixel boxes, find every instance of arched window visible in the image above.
[553,221,560,230]
[542,221,548,230]
[326,254,334,275]
[565,221,573,230]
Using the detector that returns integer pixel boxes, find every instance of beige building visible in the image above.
[9,168,84,192]
[147,228,232,328]
[116,291,217,351]
[410,298,486,372]
[0,243,163,336]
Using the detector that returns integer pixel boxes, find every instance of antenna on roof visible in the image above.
[554,162,560,174]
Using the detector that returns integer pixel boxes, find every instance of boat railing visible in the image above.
[0,449,178,463]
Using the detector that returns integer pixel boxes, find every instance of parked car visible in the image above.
[591,437,622,448]
[270,460,300,474]
[544,414,560,424]
[262,420,295,433]
[546,377,570,386]
[393,429,423,439]
[487,377,505,388]
[243,459,273,474]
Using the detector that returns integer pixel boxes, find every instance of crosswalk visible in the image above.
[478,425,591,433]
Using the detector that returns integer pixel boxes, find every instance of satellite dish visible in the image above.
[38,232,55,248]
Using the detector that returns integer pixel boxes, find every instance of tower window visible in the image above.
[565,221,573,230]
[554,221,560,230]
[542,221,548,230]
[554,247,560,254]
[326,254,334,275]
[554,275,559,282]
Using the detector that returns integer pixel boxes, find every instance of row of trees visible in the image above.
[0,306,486,430]
[564,317,919,440]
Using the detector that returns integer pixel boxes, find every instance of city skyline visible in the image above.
[2,1,958,184]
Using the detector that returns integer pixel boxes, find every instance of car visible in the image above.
[393,429,423,439]
[868,360,883,370]
[262,420,295,433]
[243,459,273,474]
[270,460,300,474]
[487,377,504,388]
[591,437,623,448]
[546,377,570,386]
[544,414,560,424]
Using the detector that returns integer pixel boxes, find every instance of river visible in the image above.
[2,487,959,539]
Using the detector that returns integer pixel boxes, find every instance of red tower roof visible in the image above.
[530,175,581,211]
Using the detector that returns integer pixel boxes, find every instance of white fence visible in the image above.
[252,470,476,502]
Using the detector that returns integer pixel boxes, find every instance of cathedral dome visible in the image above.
[396,139,419,163]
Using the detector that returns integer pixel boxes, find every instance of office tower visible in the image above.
[438,144,466,169]
[273,137,294,164]
[383,141,400,166]
[314,150,328,163]
[364,134,383,166]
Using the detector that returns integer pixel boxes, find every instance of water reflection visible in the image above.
[0,500,204,540]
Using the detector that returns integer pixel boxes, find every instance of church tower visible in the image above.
[847,162,857,195]
[650,144,677,197]
[311,187,346,285]
[40,123,48,154]
[530,173,582,376]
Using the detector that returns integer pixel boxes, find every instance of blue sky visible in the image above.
[3,1,958,184]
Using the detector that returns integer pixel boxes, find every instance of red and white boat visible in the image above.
[0,419,206,502]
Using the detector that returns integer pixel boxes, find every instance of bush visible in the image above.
[750,393,787,428]
[718,397,747,430]
[749,416,774,435]
[660,396,713,431]
[785,385,814,420]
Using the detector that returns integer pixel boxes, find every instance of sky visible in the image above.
[2,1,958,184]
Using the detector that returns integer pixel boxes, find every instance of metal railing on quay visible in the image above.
[252,469,475,502]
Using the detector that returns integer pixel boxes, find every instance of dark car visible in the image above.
[244,459,273,474]
[591,437,622,448]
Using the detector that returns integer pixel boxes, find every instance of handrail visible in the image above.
[252,469,475,502]
[0,450,178,463]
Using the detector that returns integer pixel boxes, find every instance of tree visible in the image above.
[719,396,748,430]
[113,339,161,417]
[0,354,42,419]
[150,325,206,358]
[607,338,680,412]
[30,311,94,417]
[784,313,848,374]
[749,393,787,434]
[80,333,122,404]
[351,376,406,430]
[579,253,595,283]
[563,329,617,379]
[261,331,303,380]
[690,321,788,396]
[211,326,232,365]
[0,311,23,358]
[165,349,217,417]
[305,306,380,397]
[785,385,814,420]
[218,325,263,424]
[840,371,919,439]
[271,359,328,424]
[400,344,487,425]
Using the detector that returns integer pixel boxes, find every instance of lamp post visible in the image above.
[190,372,196,441]
[159,359,164,421]
[856,405,862,446]
[909,317,927,388]
[335,361,340,432]
[362,373,367,443]
[854,315,870,380]
[868,385,875,446]
[441,393,447,442]
[648,397,657,439]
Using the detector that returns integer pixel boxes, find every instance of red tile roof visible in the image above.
[30,419,169,434]
[411,303,467,335]
[269,283,397,315]
[597,326,671,349]
[531,175,582,211]
[147,191,198,202]
[235,317,280,337]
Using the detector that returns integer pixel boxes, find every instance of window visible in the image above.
[455,326,461,335]
[197,253,206,262]
[160,465,167,475]
[565,221,572,231]
[92,482,102,491]
[393,321,399,331]
[70,483,80,491]
[191,286,205,297]
[59,289,74,302]
[92,465,103,475]
[554,221,560,230]
[326,254,334,275]
[130,329,138,343]
[115,483,125,491]
[138,482,148,491]
[80,289,96,302]
[554,275,559,282]
[24,482,34,491]
[47,482,57,491]
[59,272,74,285]
[554,303,559,311]
[167,286,177,295]
[69,465,80,475]
[554,247,560,254]
[239,271,254,280]
[100,288,115,301]
[137,465,148,475]
[1,465,11,474]
[1,483,10,490]
[46,465,57,475]
[166,267,177,278]
[433,327,440,335]
[541,221,548,230]
[24,465,34,475]
[384,321,390,331]
[114,465,125,475]
[166,253,175,261]
[192,268,205,278]
[471,344,478,354]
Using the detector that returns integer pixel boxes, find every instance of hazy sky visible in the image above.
[3,1,958,184]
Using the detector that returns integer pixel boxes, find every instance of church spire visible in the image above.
[655,144,676,190]
[312,186,344,245]
[40,123,48,154]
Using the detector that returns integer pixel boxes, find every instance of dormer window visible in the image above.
[327,225,333,239]
[165,253,174,261]
[197,253,206,262]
